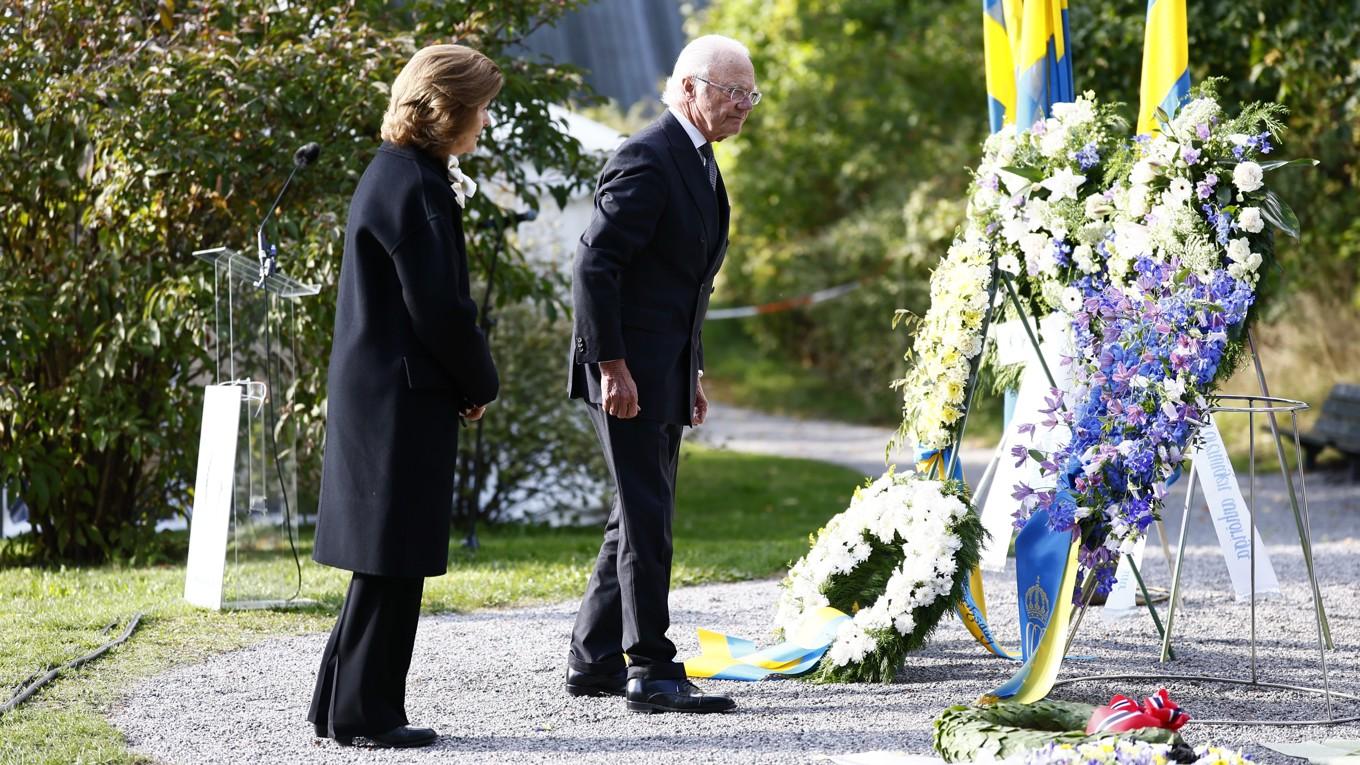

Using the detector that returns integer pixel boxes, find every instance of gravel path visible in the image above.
[113,404,1360,764]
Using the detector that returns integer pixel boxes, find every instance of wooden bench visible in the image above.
[1274,383,1360,479]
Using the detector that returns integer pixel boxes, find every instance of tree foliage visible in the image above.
[697,0,984,420]
[700,0,1360,422]
[0,0,601,563]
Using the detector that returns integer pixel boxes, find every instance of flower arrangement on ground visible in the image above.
[1011,82,1312,595]
[1004,740,1254,765]
[774,470,986,682]
[932,699,1183,763]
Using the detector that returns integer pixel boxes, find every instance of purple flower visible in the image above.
[1010,444,1029,468]
[1181,146,1201,165]
[1196,123,1211,140]
[1197,173,1219,199]
[1071,141,1101,170]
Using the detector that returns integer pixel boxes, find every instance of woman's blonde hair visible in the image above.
[381,44,503,153]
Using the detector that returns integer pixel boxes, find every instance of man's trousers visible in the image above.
[568,402,686,681]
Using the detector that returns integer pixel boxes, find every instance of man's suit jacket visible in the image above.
[569,111,729,426]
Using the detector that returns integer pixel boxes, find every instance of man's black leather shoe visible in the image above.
[625,678,736,714]
[566,667,628,697]
[332,725,438,748]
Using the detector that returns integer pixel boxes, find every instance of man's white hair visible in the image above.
[661,35,751,108]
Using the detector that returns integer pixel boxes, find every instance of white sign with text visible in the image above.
[1190,417,1280,601]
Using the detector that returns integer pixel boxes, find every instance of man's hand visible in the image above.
[692,378,709,426]
[599,359,640,419]
[461,404,487,422]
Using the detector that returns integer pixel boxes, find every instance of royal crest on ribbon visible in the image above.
[1024,576,1050,658]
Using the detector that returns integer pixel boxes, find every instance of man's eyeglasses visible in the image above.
[693,76,762,107]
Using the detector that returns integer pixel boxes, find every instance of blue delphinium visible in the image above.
[1017,249,1257,598]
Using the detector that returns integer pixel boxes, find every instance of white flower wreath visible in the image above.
[774,470,983,682]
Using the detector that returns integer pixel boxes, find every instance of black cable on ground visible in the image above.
[0,612,144,716]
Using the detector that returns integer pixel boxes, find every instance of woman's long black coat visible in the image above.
[313,142,498,578]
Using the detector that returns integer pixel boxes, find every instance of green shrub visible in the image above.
[0,0,599,563]
[453,300,609,532]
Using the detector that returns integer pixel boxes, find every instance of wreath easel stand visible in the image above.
[939,256,1356,726]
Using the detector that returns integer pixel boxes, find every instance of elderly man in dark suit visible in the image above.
[565,34,760,714]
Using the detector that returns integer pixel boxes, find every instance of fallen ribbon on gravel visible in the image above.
[683,606,849,681]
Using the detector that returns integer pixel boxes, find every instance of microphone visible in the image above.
[293,142,320,168]
[255,142,322,287]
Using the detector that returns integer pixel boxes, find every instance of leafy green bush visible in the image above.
[452,300,609,531]
[698,0,1360,418]
[0,0,600,563]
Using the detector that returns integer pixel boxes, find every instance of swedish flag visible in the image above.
[1138,0,1190,134]
[1013,0,1073,130]
[983,0,1020,132]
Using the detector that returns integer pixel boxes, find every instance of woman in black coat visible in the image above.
[307,44,501,749]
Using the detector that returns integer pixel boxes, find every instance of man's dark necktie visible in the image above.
[698,143,718,191]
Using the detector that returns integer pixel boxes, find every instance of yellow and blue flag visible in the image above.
[983,0,1020,132]
[1138,0,1189,134]
[1014,0,1073,130]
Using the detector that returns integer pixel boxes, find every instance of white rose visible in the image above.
[1130,161,1157,185]
[1085,194,1113,220]
[1020,232,1050,262]
[1128,185,1150,218]
[1040,125,1069,158]
[1114,221,1152,260]
[1052,98,1095,127]
[1239,206,1265,233]
[1233,161,1265,193]
[1072,244,1096,273]
[1000,217,1029,244]
[1226,237,1252,264]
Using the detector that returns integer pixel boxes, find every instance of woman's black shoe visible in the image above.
[332,725,438,748]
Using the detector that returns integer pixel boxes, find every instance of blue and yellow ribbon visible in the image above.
[981,508,1081,703]
[1137,0,1189,134]
[683,606,850,681]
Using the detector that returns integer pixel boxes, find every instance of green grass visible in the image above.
[0,444,861,765]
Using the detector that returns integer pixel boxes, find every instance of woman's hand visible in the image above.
[461,404,487,421]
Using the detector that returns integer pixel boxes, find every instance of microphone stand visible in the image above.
[254,167,298,288]
[255,143,320,288]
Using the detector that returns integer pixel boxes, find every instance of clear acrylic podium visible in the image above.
[183,247,320,610]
